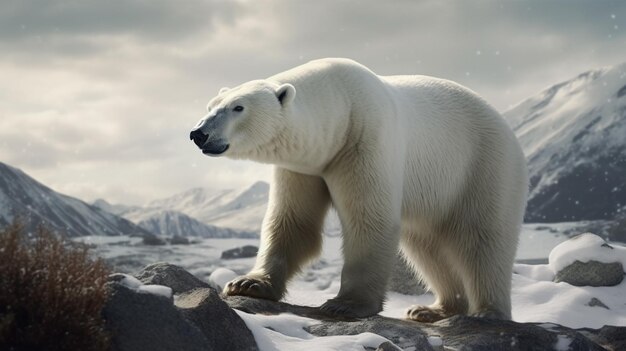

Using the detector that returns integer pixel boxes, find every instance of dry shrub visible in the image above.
[0,221,110,351]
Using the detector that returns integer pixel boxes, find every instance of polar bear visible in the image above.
[190,58,528,322]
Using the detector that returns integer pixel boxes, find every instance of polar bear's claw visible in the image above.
[223,276,279,301]
[406,305,452,323]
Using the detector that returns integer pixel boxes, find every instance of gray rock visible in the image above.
[221,245,258,259]
[376,341,403,351]
[105,265,258,351]
[104,277,210,351]
[587,297,610,309]
[388,255,427,295]
[225,295,626,351]
[176,288,257,351]
[136,262,210,295]
[142,233,166,246]
[554,260,624,286]
[579,325,626,351]
[170,235,190,245]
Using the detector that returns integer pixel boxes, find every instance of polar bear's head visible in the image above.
[190,80,296,158]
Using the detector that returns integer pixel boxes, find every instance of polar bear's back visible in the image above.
[382,74,526,219]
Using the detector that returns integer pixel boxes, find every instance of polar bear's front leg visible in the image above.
[320,167,402,318]
[223,168,331,301]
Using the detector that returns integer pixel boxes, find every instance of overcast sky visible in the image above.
[1,0,625,205]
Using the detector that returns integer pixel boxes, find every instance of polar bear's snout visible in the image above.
[189,128,208,148]
[189,127,230,156]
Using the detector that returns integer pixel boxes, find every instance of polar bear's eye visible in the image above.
[233,105,244,112]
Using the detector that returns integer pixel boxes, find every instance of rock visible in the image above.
[103,277,210,351]
[554,260,624,286]
[176,288,256,351]
[550,233,625,286]
[225,295,626,351]
[104,264,258,351]
[135,263,210,295]
[221,245,258,259]
[587,297,609,309]
[376,341,403,351]
[170,235,190,245]
[388,255,427,295]
[142,233,166,246]
[579,325,626,351]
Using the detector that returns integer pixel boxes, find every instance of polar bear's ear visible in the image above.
[219,87,230,95]
[276,83,296,107]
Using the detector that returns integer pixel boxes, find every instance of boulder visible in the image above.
[170,235,190,245]
[176,288,255,351]
[103,276,209,351]
[555,260,624,286]
[142,233,166,246]
[549,233,624,286]
[104,264,258,351]
[135,262,210,295]
[221,245,258,259]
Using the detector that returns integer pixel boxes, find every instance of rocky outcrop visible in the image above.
[226,295,625,351]
[103,265,257,351]
[103,263,626,351]
[555,260,624,287]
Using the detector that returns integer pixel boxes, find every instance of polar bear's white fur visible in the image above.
[190,58,528,321]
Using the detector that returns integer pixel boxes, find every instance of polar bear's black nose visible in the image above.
[190,129,208,148]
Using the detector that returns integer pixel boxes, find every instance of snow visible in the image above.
[554,335,572,351]
[118,273,173,299]
[138,285,173,299]
[427,335,443,347]
[145,182,269,232]
[548,232,626,273]
[209,267,238,290]
[236,310,392,351]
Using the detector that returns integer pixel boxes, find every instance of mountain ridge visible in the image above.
[0,161,149,237]
[504,61,626,222]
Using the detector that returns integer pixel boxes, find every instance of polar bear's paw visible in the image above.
[406,305,453,323]
[319,297,382,318]
[223,276,280,301]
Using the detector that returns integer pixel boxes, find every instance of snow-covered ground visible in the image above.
[76,224,626,350]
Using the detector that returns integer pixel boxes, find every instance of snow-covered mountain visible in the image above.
[93,198,260,238]
[92,198,141,217]
[127,209,257,239]
[504,62,626,222]
[147,181,269,232]
[0,162,149,237]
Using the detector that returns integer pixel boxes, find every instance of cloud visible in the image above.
[0,0,238,41]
